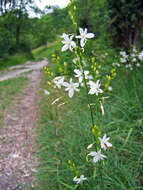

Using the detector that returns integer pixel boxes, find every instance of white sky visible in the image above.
[34,0,70,10]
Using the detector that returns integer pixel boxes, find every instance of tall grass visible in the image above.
[35,63,143,189]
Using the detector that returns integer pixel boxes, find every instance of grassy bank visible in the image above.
[36,60,143,190]
[0,53,34,70]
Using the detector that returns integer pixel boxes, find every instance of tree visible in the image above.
[0,0,35,57]
[107,0,143,49]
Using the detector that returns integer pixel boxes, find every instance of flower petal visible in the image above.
[62,44,69,52]
[76,35,82,39]
[63,82,69,87]
[79,27,83,35]
[69,89,74,98]
[80,39,86,47]
[89,151,97,156]
[86,33,94,38]
[71,41,76,48]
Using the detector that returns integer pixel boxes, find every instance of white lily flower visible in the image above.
[53,76,64,89]
[88,150,106,163]
[44,89,50,95]
[74,69,93,84]
[120,57,127,63]
[132,57,136,62]
[99,134,112,150]
[73,175,87,184]
[61,33,76,52]
[108,86,113,91]
[133,47,137,53]
[120,51,128,58]
[63,78,80,98]
[84,70,93,80]
[138,51,143,61]
[88,80,103,96]
[120,51,126,56]
[74,69,83,83]
[131,53,135,57]
[136,63,140,67]
[76,28,94,47]
[112,62,120,67]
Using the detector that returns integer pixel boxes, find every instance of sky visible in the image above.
[34,0,70,10]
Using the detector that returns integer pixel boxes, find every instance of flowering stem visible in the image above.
[79,54,95,128]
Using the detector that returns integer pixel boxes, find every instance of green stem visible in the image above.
[79,53,95,128]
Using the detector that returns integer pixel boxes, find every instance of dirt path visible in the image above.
[0,60,48,189]
[0,59,47,82]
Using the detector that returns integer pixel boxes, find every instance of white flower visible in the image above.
[125,64,129,68]
[133,47,137,53]
[108,86,112,91]
[112,62,120,67]
[131,53,135,57]
[63,78,80,98]
[98,134,112,150]
[136,63,140,67]
[74,69,93,83]
[88,150,106,163]
[44,89,50,95]
[120,51,128,58]
[132,57,136,62]
[138,51,143,61]
[130,67,133,71]
[120,57,127,63]
[74,69,83,83]
[76,28,94,47]
[120,51,126,56]
[61,33,76,52]
[53,76,64,88]
[88,80,103,96]
[84,70,93,80]
[73,175,87,184]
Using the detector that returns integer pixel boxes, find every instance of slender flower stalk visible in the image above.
[79,54,95,127]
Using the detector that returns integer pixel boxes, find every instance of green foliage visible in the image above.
[106,0,143,49]
[0,53,33,70]
[0,2,72,62]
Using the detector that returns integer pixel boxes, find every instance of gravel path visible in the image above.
[0,60,48,189]
[0,59,47,82]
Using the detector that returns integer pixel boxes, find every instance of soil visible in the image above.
[0,60,48,189]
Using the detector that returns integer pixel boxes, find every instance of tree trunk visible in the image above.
[16,24,21,47]
[133,17,143,49]
[16,11,22,48]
